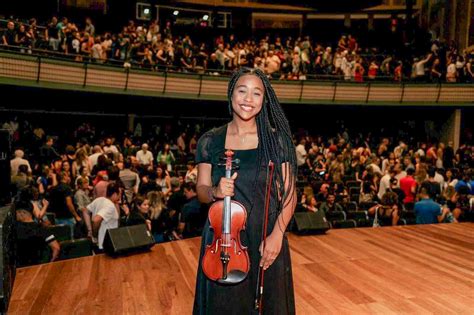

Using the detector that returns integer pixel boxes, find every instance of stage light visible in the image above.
[203,14,209,21]
[173,10,179,16]
[144,8,150,15]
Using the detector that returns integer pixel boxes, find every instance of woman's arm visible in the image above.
[196,163,237,204]
[259,162,296,270]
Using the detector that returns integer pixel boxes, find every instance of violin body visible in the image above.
[202,150,250,285]
[202,200,249,284]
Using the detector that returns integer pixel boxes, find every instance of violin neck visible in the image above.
[223,165,233,234]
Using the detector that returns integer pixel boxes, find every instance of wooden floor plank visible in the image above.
[9,223,474,314]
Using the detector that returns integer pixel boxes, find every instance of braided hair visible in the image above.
[227,67,297,231]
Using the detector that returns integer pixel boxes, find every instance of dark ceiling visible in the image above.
[255,0,384,11]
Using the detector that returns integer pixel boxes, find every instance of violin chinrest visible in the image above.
[216,269,248,285]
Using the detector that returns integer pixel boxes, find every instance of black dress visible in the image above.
[193,125,295,315]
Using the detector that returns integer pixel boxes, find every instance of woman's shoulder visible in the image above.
[197,124,227,148]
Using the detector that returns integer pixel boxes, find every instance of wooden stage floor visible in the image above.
[10,223,474,314]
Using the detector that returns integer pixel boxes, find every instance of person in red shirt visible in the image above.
[399,168,417,210]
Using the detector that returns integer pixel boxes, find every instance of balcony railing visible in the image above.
[0,48,472,106]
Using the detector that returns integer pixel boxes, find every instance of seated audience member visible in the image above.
[302,194,318,212]
[85,183,121,251]
[319,192,344,214]
[414,187,454,224]
[451,185,472,221]
[359,180,376,204]
[16,209,60,267]
[29,186,51,225]
[177,182,205,238]
[126,195,151,231]
[11,164,33,195]
[147,191,167,243]
[369,191,400,226]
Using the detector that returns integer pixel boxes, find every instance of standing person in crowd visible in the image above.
[400,168,417,210]
[39,136,60,166]
[48,171,82,236]
[10,149,32,177]
[193,68,297,314]
[157,143,175,172]
[295,138,307,168]
[136,143,154,171]
[119,158,140,204]
[85,183,121,251]
[414,187,453,224]
[185,160,198,184]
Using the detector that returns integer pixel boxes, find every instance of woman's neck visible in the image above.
[229,119,257,136]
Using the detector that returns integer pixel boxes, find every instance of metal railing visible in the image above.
[0,48,473,106]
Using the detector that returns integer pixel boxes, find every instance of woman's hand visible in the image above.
[259,230,284,271]
[215,172,238,199]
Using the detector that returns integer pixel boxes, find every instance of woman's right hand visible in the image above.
[215,172,238,198]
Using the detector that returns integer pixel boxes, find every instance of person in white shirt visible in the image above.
[136,143,154,169]
[85,183,121,250]
[88,145,104,169]
[103,138,119,156]
[446,58,457,82]
[10,149,32,176]
[295,138,307,167]
[378,167,396,200]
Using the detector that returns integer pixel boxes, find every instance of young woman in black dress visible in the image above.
[193,67,297,314]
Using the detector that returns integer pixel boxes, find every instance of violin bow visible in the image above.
[254,160,274,314]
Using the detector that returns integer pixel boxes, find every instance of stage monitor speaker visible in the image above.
[103,224,155,255]
[0,130,11,207]
[292,211,330,234]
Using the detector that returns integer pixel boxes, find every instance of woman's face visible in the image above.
[231,74,264,122]
[156,167,163,177]
[139,199,150,214]
[62,161,70,171]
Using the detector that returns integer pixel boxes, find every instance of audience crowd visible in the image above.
[1,16,474,82]
[3,114,473,266]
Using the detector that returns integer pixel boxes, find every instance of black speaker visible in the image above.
[0,205,16,313]
[292,211,330,234]
[103,224,155,255]
[0,130,11,207]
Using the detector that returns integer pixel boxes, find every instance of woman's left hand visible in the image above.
[259,231,284,270]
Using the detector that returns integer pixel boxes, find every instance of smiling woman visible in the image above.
[193,67,297,314]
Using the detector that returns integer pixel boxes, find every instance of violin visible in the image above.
[202,150,250,284]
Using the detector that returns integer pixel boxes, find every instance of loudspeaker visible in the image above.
[103,224,155,255]
[292,211,330,234]
[0,130,11,207]
[0,205,16,313]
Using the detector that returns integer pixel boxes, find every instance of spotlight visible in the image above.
[144,8,150,15]
[203,14,209,21]
[173,10,179,16]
